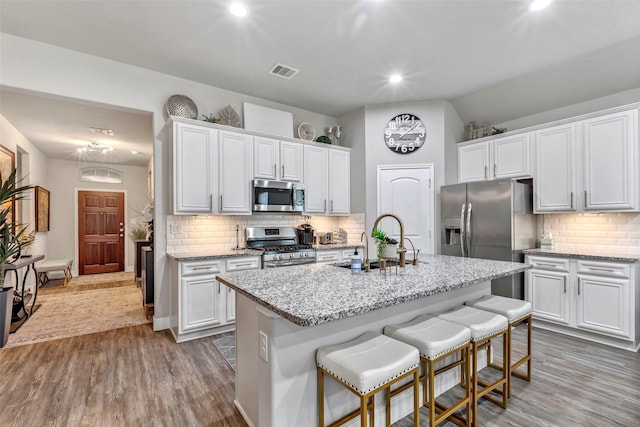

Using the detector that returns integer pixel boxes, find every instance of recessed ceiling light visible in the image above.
[131,150,139,155]
[529,0,553,11]
[229,2,248,17]
[389,74,403,83]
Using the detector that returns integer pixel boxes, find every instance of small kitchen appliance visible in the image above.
[246,226,316,268]
[296,223,315,246]
[317,232,333,245]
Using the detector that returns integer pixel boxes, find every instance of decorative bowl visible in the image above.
[165,94,198,119]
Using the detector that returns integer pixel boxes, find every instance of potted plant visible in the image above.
[0,169,34,282]
[372,228,398,260]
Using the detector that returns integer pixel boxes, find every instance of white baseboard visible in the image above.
[153,315,170,331]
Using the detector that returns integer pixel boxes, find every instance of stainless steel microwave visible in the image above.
[252,179,305,212]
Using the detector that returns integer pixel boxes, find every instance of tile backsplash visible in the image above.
[540,212,640,255]
[167,213,366,254]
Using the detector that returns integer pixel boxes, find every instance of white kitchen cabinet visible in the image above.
[525,254,638,350]
[170,255,260,343]
[172,122,218,214]
[457,133,531,183]
[253,137,303,182]
[526,257,571,325]
[219,130,253,214]
[303,145,328,213]
[303,145,350,215]
[315,249,340,263]
[575,260,632,339]
[533,123,577,212]
[533,108,639,213]
[583,109,638,211]
[458,141,490,182]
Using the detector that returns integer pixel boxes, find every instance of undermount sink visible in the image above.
[334,261,388,271]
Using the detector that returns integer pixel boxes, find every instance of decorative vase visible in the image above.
[380,244,398,258]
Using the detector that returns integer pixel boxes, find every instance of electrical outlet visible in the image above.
[259,331,268,362]
[170,224,181,234]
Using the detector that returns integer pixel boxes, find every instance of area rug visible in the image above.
[2,285,151,348]
[213,332,236,370]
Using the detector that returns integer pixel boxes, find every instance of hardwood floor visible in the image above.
[1,324,638,427]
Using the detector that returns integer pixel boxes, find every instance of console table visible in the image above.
[3,255,45,332]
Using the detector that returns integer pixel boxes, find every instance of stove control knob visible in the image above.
[289,254,294,259]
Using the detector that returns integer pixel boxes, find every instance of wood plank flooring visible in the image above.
[1,324,638,426]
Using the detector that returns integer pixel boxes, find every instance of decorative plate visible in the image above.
[165,94,198,119]
[215,105,242,127]
[297,122,315,141]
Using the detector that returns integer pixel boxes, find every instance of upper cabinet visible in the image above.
[303,145,350,215]
[219,131,253,214]
[172,122,218,214]
[583,110,638,211]
[534,109,639,213]
[534,123,577,212]
[168,117,351,216]
[458,133,531,183]
[253,136,303,182]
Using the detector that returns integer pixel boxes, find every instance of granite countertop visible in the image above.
[523,248,640,263]
[168,249,262,261]
[216,255,531,327]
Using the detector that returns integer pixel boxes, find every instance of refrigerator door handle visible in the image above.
[466,203,472,257]
[460,203,467,257]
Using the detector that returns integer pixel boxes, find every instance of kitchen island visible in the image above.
[215,255,531,427]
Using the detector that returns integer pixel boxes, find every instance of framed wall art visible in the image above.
[0,144,16,230]
[35,186,50,232]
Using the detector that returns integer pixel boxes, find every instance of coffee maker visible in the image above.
[296,223,315,245]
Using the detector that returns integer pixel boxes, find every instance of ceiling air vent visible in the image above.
[268,63,299,80]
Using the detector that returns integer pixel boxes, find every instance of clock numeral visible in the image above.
[389,122,397,130]
[385,129,392,137]
[387,137,395,146]
[415,136,422,145]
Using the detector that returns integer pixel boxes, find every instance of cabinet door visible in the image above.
[225,286,236,323]
[328,149,350,215]
[534,123,577,212]
[173,123,217,214]
[526,269,571,325]
[303,145,328,213]
[253,136,278,180]
[223,256,260,323]
[219,131,253,213]
[280,141,303,182]
[583,109,638,211]
[180,274,221,333]
[493,134,531,179]
[458,142,490,183]
[575,275,632,339]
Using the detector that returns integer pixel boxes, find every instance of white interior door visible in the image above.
[377,165,434,257]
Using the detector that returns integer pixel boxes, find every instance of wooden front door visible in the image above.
[78,191,125,275]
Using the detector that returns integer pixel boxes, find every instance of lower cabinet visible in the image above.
[525,255,638,350]
[315,247,364,264]
[170,255,260,343]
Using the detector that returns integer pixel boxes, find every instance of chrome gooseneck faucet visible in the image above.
[371,213,407,267]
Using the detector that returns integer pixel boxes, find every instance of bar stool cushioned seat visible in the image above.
[385,315,472,427]
[465,295,532,397]
[438,306,509,427]
[316,331,420,427]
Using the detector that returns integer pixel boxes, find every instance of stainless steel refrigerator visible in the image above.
[441,179,536,299]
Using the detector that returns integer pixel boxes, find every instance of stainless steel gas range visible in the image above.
[246,226,317,268]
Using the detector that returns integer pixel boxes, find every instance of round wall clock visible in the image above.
[297,122,316,141]
[384,113,426,154]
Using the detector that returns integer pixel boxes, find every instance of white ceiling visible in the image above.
[1,0,640,164]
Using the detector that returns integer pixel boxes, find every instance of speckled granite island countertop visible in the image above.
[216,255,531,327]
[523,248,640,263]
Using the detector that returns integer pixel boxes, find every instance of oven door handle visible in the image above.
[264,259,316,268]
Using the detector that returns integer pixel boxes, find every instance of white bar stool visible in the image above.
[316,331,420,427]
[465,295,532,398]
[384,315,472,427]
[437,306,509,427]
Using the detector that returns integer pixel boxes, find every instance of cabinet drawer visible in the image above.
[226,256,261,271]
[340,248,363,262]
[181,260,223,276]
[526,256,570,272]
[316,250,340,263]
[576,260,630,278]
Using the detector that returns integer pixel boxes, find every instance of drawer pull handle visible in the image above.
[537,263,557,268]
[587,267,615,273]
[232,263,255,268]
[191,266,214,271]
